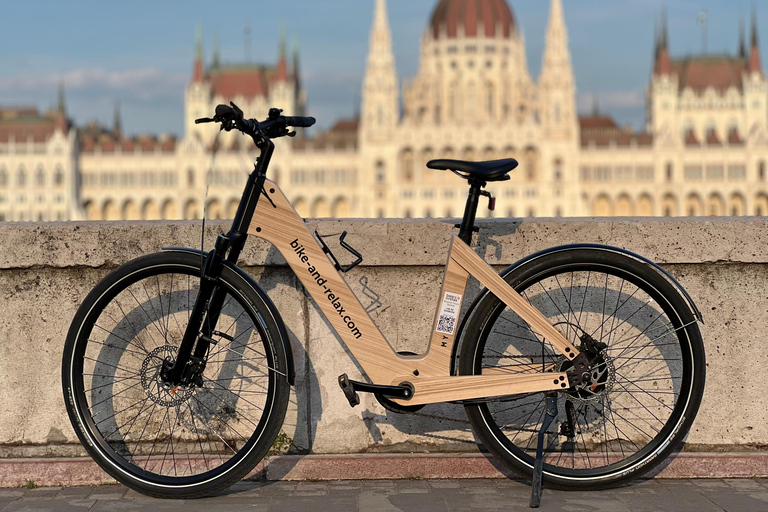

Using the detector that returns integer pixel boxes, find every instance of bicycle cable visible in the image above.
[200,128,222,277]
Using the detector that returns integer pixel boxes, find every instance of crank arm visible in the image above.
[388,373,570,406]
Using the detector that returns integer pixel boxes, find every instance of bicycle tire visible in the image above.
[62,251,290,498]
[458,247,705,489]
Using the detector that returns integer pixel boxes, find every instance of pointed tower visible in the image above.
[57,82,66,115]
[538,0,576,139]
[740,17,746,59]
[744,6,767,137]
[193,24,204,83]
[750,7,762,75]
[185,23,212,142]
[654,9,671,76]
[212,32,220,69]
[113,100,122,138]
[648,8,677,137]
[276,24,288,82]
[360,0,399,144]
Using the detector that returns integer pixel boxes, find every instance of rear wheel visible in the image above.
[459,248,705,489]
[62,252,290,498]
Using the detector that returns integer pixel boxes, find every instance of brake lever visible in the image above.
[195,117,214,124]
[230,101,244,119]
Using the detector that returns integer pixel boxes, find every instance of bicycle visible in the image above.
[62,103,706,507]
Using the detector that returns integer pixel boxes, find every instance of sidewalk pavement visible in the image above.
[1,478,767,511]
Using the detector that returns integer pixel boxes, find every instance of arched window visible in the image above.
[449,83,457,120]
[485,81,494,119]
[759,161,766,181]
[0,166,6,186]
[36,166,45,186]
[187,168,195,188]
[375,160,386,185]
[553,158,563,181]
[666,162,673,182]
[54,166,64,186]
[400,150,414,182]
[17,166,26,187]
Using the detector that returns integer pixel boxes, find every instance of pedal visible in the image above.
[530,394,558,508]
[338,374,360,407]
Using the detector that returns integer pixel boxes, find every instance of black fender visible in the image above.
[451,243,703,375]
[162,247,295,385]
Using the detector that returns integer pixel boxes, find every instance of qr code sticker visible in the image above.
[437,314,456,334]
[435,292,462,335]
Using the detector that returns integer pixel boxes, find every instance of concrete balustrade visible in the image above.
[0,217,766,482]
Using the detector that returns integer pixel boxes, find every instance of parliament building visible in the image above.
[1,0,766,222]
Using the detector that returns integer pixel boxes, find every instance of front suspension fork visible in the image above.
[161,235,233,386]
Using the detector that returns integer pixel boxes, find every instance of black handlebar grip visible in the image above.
[215,104,235,117]
[284,116,316,128]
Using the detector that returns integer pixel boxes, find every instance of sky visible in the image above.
[0,0,765,135]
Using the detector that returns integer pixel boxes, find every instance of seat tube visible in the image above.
[458,180,483,245]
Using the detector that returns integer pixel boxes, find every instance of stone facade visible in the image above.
[1,0,767,222]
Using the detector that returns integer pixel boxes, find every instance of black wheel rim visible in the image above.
[473,262,696,481]
[69,263,278,487]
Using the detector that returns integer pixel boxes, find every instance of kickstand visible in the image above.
[530,393,558,508]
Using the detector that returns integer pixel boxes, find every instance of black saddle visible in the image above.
[426,158,518,182]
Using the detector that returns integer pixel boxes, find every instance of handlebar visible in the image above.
[195,102,316,144]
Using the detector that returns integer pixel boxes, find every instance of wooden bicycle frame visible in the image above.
[249,179,584,406]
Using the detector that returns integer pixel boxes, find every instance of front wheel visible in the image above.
[62,252,291,498]
[459,248,705,489]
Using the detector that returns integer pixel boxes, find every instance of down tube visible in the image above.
[247,179,417,384]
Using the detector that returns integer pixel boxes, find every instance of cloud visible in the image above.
[0,68,187,101]
[577,88,646,112]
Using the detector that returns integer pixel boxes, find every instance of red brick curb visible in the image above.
[1,453,767,488]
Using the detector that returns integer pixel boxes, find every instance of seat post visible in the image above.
[458,179,484,245]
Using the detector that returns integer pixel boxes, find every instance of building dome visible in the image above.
[429,0,516,40]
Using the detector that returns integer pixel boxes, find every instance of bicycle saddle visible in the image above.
[426,158,518,182]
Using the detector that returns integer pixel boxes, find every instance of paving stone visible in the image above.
[271,495,356,512]
[56,487,95,498]
[11,488,60,499]
[458,479,499,494]
[216,481,267,498]
[395,480,431,493]
[389,492,449,511]
[723,478,765,490]
[87,485,127,500]
[3,499,96,512]
[442,492,530,511]
[295,481,329,495]
[328,480,362,489]
[359,481,397,495]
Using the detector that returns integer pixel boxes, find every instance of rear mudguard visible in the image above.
[161,247,295,385]
[451,243,702,375]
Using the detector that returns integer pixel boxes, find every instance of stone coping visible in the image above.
[1,216,766,269]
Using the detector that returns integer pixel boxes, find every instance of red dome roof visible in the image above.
[430,0,516,40]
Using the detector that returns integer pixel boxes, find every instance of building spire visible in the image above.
[113,100,122,138]
[750,5,762,74]
[212,32,220,69]
[276,22,288,81]
[193,23,204,83]
[360,0,399,142]
[539,0,576,137]
[57,81,66,115]
[292,36,301,89]
[740,17,746,58]
[654,8,671,76]
[540,0,573,78]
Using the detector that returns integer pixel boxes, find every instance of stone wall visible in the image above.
[0,217,765,458]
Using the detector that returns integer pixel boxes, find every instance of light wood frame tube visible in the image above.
[248,180,575,404]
